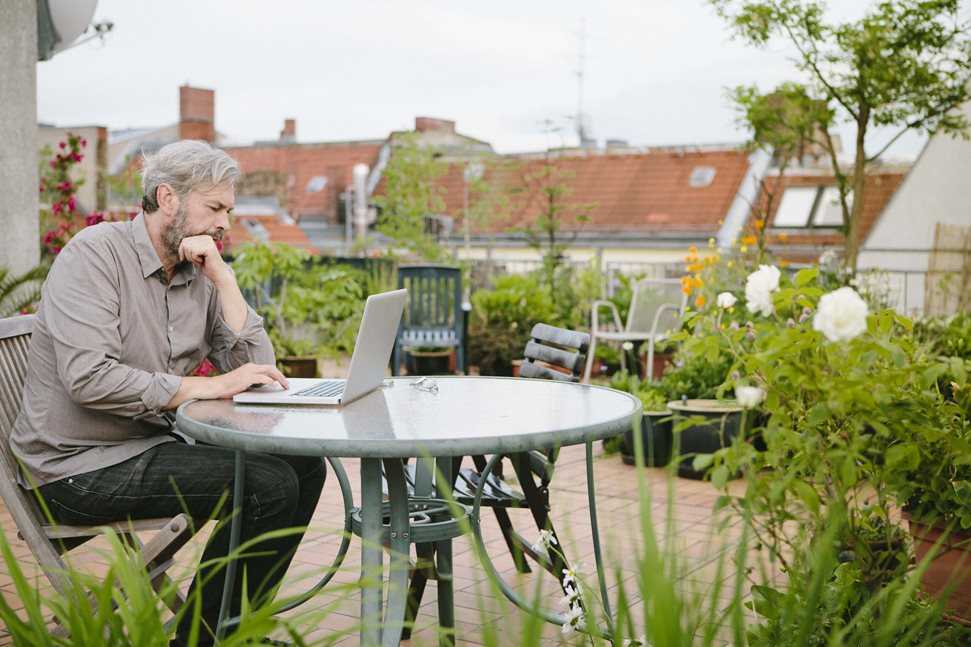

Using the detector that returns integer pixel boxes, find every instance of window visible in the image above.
[773,186,849,229]
[814,187,851,227]
[305,175,328,193]
[689,166,716,188]
[774,187,817,227]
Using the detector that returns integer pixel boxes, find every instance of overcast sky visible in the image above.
[36,0,971,160]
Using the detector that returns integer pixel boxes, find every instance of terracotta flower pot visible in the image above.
[906,514,971,624]
[279,356,318,378]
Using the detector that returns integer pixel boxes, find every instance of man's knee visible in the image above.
[243,456,301,524]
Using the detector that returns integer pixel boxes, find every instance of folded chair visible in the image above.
[0,315,198,625]
[398,323,590,640]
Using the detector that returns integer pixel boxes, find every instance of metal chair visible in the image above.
[583,277,686,382]
[0,315,198,626]
[392,265,466,375]
[397,324,590,640]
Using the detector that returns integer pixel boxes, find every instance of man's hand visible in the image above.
[210,363,289,399]
[179,235,233,285]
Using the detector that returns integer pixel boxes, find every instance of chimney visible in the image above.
[178,85,215,142]
[415,117,456,134]
[279,118,296,143]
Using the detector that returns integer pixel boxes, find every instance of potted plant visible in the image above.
[668,398,750,479]
[624,385,674,467]
[467,274,554,376]
[405,346,453,375]
[232,242,366,378]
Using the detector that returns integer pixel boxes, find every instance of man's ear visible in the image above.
[156,184,179,218]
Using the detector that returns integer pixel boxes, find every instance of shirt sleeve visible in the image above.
[206,280,276,372]
[44,237,183,417]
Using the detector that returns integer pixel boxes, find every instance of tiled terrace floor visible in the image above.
[0,443,758,645]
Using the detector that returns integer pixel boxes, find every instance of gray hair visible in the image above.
[141,140,240,213]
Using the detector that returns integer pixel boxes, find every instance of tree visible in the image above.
[732,82,834,263]
[372,134,449,262]
[509,156,592,315]
[711,0,971,269]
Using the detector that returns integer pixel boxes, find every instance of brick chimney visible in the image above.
[415,117,455,134]
[178,85,215,142]
[279,118,296,143]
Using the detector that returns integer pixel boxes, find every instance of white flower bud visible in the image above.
[736,385,766,409]
[717,292,738,309]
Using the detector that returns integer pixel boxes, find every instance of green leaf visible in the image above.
[692,453,715,471]
[885,444,920,471]
[794,267,819,287]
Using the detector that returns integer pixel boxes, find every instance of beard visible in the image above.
[161,201,225,265]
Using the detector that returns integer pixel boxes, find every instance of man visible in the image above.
[10,140,325,645]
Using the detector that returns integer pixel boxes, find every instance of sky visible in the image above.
[36,0,971,160]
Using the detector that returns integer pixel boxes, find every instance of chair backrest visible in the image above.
[520,323,590,383]
[0,316,75,590]
[397,265,463,340]
[625,278,687,335]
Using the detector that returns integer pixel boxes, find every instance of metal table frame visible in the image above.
[175,377,640,646]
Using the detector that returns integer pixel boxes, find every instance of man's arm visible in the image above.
[181,235,276,370]
[163,362,289,410]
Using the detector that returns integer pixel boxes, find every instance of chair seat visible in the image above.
[453,467,526,507]
[400,329,459,348]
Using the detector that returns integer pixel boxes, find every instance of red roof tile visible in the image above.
[423,149,751,235]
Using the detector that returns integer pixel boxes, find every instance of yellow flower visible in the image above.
[740,245,748,254]
[695,294,706,308]
[688,245,698,255]
[780,259,790,268]
[754,219,765,232]
[708,237,716,249]
[742,235,758,246]
[727,260,734,268]
[778,232,789,242]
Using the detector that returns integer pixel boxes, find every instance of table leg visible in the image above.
[216,450,246,641]
[435,457,455,647]
[360,458,384,646]
[382,458,412,647]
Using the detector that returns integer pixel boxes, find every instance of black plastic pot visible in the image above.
[668,399,750,480]
[621,411,673,467]
[406,350,452,376]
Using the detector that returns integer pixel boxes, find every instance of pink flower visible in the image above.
[85,212,104,227]
[51,202,62,215]
[42,231,56,245]
[58,142,66,150]
[51,246,62,255]
[128,211,138,221]
[67,197,77,212]
[193,359,216,377]
[80,138,87,147]
[49,160,57,169]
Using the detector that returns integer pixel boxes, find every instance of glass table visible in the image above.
[176,376,641,646]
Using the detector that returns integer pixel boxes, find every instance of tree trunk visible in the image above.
[845,113,869,271]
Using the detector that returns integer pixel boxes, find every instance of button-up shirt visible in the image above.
[11,213,274,487]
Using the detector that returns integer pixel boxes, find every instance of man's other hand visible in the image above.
[179,235,232,285]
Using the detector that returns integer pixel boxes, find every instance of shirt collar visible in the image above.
[130,212,197,285]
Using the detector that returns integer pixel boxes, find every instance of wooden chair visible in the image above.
[0,315,198,621]
[392,265,466,375]
[399,323,590,639]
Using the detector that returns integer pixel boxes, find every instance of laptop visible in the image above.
[233,288,407,406]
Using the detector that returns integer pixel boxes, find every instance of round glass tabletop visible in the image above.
[175,376,641,458]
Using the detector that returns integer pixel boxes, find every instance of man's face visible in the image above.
[162,183,235,261]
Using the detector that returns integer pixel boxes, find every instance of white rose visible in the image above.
[745,265,781,317]
[813,287,869,342]
[735,385,765,409]
[717,292,737,309]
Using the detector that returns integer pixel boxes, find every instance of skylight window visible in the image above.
[689,166,716,188]
[774,187,818,227]
[306,175,328,193]
[772,185,850,229]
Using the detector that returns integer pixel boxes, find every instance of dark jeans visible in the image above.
[37,441,326,645]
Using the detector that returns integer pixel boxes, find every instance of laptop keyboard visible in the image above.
[293,380,345,398]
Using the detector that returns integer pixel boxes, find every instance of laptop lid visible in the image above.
[340,288,408,404]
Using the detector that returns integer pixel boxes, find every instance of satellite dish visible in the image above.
[37,0,99,60]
